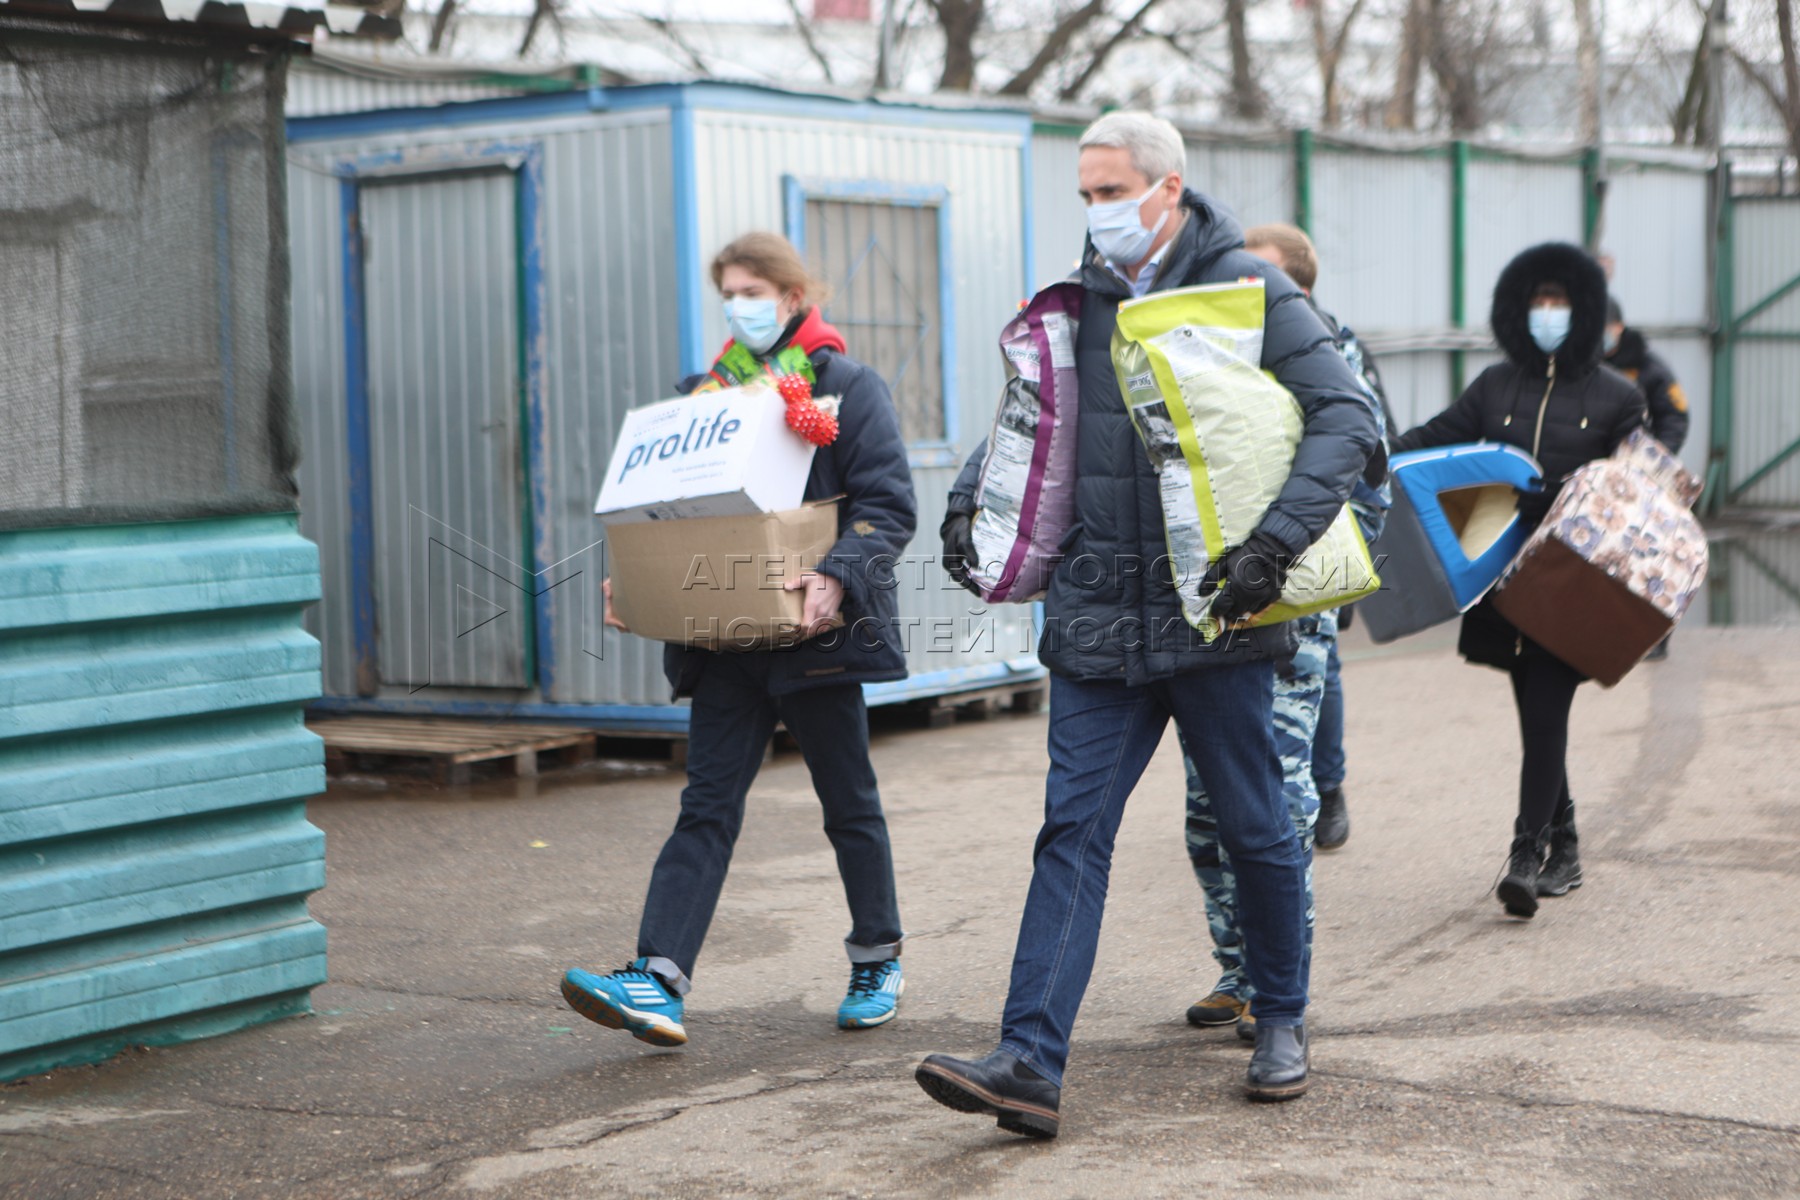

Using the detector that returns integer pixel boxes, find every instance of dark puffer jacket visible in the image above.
[1032,189,1379,685]
[1396,241,1646,670]
[662,336,918,699]
[1606,328,1688,453]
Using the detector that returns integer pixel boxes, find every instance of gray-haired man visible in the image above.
[916,112,1377,1137]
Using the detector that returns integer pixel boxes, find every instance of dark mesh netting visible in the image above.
[0,22,296,531]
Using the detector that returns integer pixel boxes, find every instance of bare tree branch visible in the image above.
[1572,0,1600,144]
[926,0,985,90]
[998,0,1110,96]
[428,0,456,52]
[1311,0,1371,126]
[1781,0,1800,155]
[644,15,712,75]
[782,0,839,85]
[1057,0,1170,101]
[519,0,561,56]
[1671,11,1711,144]
[1224,0,1267,121]
[1386,0,1431,129]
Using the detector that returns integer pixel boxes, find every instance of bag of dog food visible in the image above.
[1110,279,1379,640]
[967,282,1084,602]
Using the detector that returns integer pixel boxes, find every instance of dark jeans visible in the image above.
[999,662,1309,1086]
[1311,635,1346,792]
[636,653,903,994]
[1508,651,1583,837]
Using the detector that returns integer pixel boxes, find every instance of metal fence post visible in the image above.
[1703,160,1734,515]
[1294,128,1314,234]
[1451,139,1469,397]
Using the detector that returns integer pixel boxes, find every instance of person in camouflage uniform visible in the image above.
[1182,224,1388,1038]
[1181,609,1334,1038]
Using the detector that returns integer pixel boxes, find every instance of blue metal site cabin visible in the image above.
[284,82,1044,728]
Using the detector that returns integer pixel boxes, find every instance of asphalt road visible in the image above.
[3,627,1798,1199]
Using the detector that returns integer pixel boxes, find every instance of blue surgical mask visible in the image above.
[1529,305,1571,354]
[724,298,782,355]
[1603,328,1621,355]
[1087,176,1172,267]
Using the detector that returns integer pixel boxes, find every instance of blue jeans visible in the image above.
[1311,634,1346,793]
[636,653,903,994]
[998,662,1309,1086]
[1184,611,1333,1002]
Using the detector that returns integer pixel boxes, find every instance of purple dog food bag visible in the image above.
[968,283,1082,603]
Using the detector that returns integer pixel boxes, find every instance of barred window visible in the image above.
[796,193,947,447]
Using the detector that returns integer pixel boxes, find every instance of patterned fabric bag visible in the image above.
[1492,445,1708,686]
[1613,427,1702,507]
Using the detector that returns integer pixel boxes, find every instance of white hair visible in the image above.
[1078,112,1186,185]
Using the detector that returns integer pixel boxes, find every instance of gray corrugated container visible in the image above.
[287,85,1040,726]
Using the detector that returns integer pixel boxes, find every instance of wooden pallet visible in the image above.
[590,726,775,769]
[917,679,1047,729]
[312,717,598,785]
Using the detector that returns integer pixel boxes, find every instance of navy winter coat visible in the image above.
[957,189,1379,686]
[662,333,918,698]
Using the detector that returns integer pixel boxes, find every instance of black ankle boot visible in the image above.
[1315,786,1350,851]
[1496,833,1543,918]
[1537,808,1583,896]
[916,1049,1061,1139]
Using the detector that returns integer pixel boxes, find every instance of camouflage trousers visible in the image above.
[1181,609,1335,1003]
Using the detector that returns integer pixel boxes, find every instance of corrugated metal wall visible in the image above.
[1709,530,1800,626]
[1730,198,1800,507]
[1032,129,1083,289]
[1187,138,1294,229]
[0,514,327,1082]
[286,62,530,118]
[289,110,682,705]
[690,108,1040,690]
[1311,147,1457,434]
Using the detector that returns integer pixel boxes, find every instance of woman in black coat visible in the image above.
[1396,242,1646,918]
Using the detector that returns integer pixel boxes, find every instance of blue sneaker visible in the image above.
[837,960,904,1029]
[561,960,686,1046]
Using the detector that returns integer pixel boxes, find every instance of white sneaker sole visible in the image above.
[838,975,905,1029]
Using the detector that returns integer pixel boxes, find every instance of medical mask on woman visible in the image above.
[1529,305,1572,354]
[724,298,783,354]
[1086,177,1172,267]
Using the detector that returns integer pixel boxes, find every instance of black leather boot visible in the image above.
[916,1049,1061,1138]
[1497,833,1543,918]
[1245,1022,1309,1100]
[1315,786,1350,851]
[1537,807,1583,896]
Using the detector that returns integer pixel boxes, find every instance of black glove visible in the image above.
[939,509,982,596]
[1198,530,1292,624]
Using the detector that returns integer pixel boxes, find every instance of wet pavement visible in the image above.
[3,557,1800,1197]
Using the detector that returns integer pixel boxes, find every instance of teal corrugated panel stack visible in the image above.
[0,513,328,1081]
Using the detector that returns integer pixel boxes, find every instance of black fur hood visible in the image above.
[1490,242,1609,376]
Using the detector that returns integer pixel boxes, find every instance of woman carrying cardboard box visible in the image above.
[562,232,919,1047]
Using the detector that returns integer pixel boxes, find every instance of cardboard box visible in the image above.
[595,385,817,523]
[604,501,841,648]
